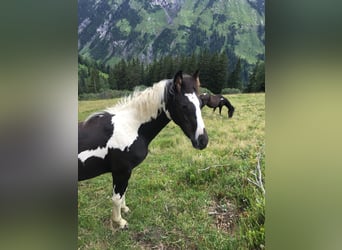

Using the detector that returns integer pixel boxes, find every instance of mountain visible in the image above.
[78,0,264,66]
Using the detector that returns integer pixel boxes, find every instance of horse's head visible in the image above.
[165,70,208,150]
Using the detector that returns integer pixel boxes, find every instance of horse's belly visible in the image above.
[78,157,110,181]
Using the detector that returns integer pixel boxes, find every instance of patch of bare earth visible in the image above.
[208,198,239,234]
[133,227,168,249]
[133,227,196,250]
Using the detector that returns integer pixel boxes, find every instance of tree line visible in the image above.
[78,50,264,97]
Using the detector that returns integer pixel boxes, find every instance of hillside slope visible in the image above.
[78,0,264,65]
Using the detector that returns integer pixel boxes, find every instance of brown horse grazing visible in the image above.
[199,93,235,118]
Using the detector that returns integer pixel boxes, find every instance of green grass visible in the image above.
[78,93,265,249]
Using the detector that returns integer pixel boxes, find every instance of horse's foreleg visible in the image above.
[111,191,128,229]
[111,172,131,229]
[121,192,130,213]
[219,105,223,115]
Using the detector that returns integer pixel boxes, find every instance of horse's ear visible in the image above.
[173,70,183,93]
[193,70,200,92]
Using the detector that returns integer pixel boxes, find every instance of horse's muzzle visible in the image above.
[192,130,208,150]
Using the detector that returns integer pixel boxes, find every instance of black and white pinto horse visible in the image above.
[199,93,235,118]
[78,71,208,229]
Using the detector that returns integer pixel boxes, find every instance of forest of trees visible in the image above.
[78,50,265,99]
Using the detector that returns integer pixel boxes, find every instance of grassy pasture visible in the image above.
[78,93,265,249]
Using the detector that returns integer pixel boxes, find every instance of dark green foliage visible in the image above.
[113,59,128,90]
[213,14,227,24]
[108,68,117,89]
[246,61,265,93]
[199,87,213,94]
[78,52,264,96]
[152,29,177,56]
[89,68,100,92]
[206,52,228,93]
[78,54,109,94]
[126,58,142,90]
[112,0,141,28]
[209,31,226,53]
[187,25,208,52]
[257,24,265,44]
[228,58,242,90]
[221,88,242,94]
[78,89,132,100]
[247,0,265,16]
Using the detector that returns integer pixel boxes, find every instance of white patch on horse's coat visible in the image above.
[83,111,106,124]
[220,97,224,101]
[121,192,130,213]
[185,93,205,140]
[164,108,171,120]
[111,190,127,228]
[112,192,121,202]
[78,146,107,162]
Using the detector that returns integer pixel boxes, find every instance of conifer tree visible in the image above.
[255,61,265,92]
[126,58,141,90]
[189,52,198,73]
[197,48,211,90]
[108,67,117,90]
[115,59,128,90]
[218,51,229,89]
[228,58,242,90]
[247,61,265,92]
[90,68,99,93]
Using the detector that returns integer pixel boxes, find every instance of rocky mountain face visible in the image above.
[78,0,265,66]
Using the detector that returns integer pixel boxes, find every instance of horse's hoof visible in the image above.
[121,206,130,213]
[110,218,128,231]
[120,223,129,230]
[118,218,128,229]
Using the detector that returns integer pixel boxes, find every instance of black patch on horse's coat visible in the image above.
[108,140,148,196]
[137,111,170,143]
[78,112,114,153]
[78,157,110,180]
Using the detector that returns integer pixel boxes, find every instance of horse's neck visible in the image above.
[222,98,233,109]
[108,80,172,144]
[137,81,173,144]
[138,110,170,145]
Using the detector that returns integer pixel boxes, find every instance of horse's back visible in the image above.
[205,95,219,108]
